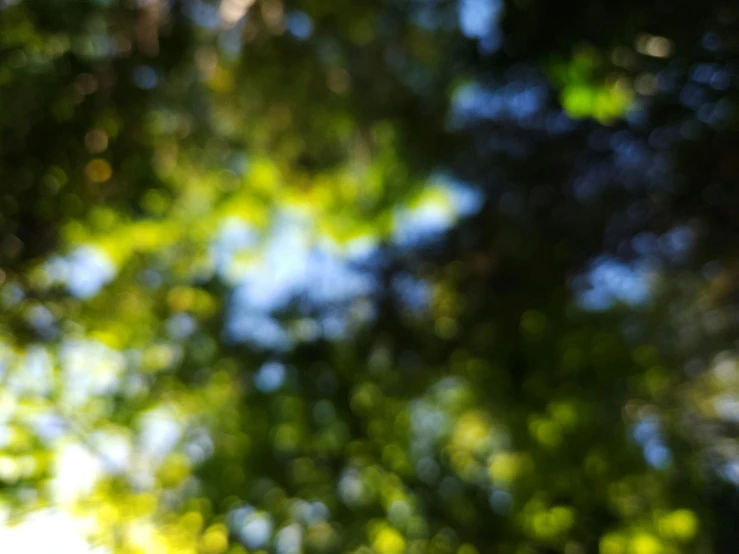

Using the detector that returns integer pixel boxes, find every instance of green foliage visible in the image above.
[2,0,739,553]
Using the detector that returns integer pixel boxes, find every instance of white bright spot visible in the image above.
[219,0,256,27]
[45,247,116,299]
[59,340,125,409]
[276,523,303,554]
[138,407,182,462]
[0,510,106,554]
[51,442,104,505]
[240,512,273,549]
[393,198,454,247]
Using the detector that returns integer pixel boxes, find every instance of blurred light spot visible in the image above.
[0,511,94,553]
[167,313,197,339]
[52,442,103,504]
[221,212,377,349]
[228,504,255,527]
[416,457,440,484]
[139,408,182,462]
[490,490,512,514]
[445,179,484,216]
[186,0,220,29]
[458,0,502,52]
[30,412,66,442]
[451,79,547,127]
[293,318,320,342]
[287,11,313,40]
[59,340,125,409]
[722,461,739,484]
[659,225,693,262]
[659,509,698,541]
[576,256,651,311]
[393,198,453,247]
[630,533,661,554]
[631,416,671,469]
[183,426,215,463]
[254,361,286,393]
[75,73,98,95]
[373,527,405,554]
[91,430,131,472]
[306,501,329,524]
[239,512,273,549]
[84,129,108,153]
[133,64,159,89]
[200,525,229,553]
[0,283,24,308]
[692,63,716,85]
[338,468,365,506]
[320,314,346,340]
[85,158,112,183]
[600,533,627,554]
[635,34,674,58]
[327,68,350,94]
[15,347,53,397]
[313,400,335,425]
[211,217,259,279]
[48,246,116,299]
[276,523,302,554]
[219,22,245,57]
[226,313,291,350]
[634,73,657,96]
[393,274,430,312]
[26,305,55,334]
[644,442,671,468]
[219,0,255,27]
[388,500,412,526]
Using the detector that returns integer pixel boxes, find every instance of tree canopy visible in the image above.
[2,0,739,553]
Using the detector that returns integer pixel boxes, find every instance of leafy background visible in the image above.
[2,0,739,552]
